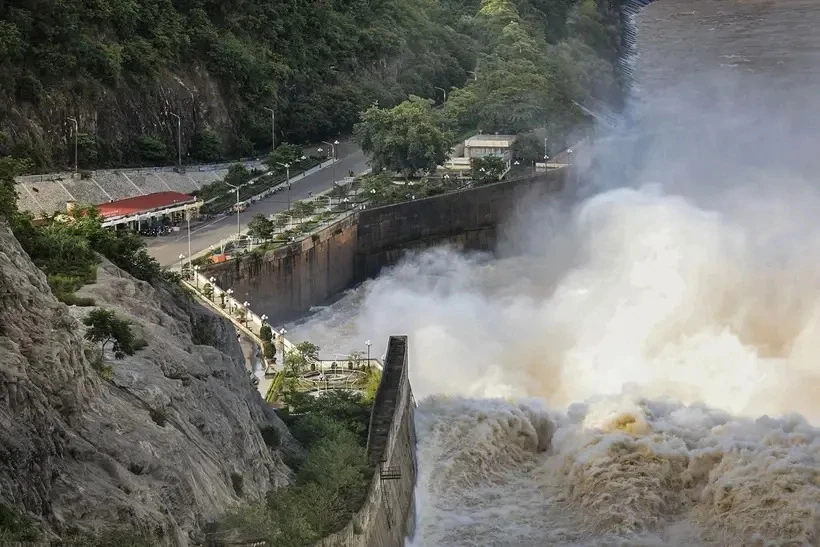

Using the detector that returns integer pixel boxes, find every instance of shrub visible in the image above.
[259,425,281,448]
[0,504,40,541]
[259,324,272,342]
[84,347,113,381]
[263,341,276,360]
[191,319,216,346]
[149,407,168,427]
[230,472,244,498]
[83,308,138,359]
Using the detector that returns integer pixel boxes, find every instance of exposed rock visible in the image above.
[0,220,295,545]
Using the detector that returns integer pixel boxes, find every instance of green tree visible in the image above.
[202,283,214,300]
[247,213,274,240]
[190,130,222,163]
[260,324,272,342]
[83,308,138,360]
[75,133,98,167]
[354,96,454,178]
[511,130,548,164]
[224,163,251,187]
[264,143,303,170]
[471,155,506,185]
[135,135,169,165]
[0,156,28,220]
[296,341,320,361]
[273,214,289,233]
[292,201,314,223]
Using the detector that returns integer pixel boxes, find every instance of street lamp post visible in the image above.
[66,117,79,173]
[543,137,548,162]
[321,140,340,185]
[178,253,185,274]
[224,181,242,242]
[193,265,201,288]
[276,162,291,211]
[226,288,234,312]
[264,106,275,153]
[365,340,372,370]
[279,327,287,365]
[170,113,182,168]
[242,301,250,325]
[186,211,192,274]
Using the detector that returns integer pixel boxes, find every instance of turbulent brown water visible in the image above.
[292,1,820,545]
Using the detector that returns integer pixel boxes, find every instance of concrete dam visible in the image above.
[211,1,820,544]
[290,0,820,545]
[202,169,570,325]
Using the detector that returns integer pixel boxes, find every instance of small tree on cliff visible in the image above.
[83,308,138,359]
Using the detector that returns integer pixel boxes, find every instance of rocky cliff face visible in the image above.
[0,220,295,544]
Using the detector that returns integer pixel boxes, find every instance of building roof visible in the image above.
[464,134,518,147]
[96,191,197,219]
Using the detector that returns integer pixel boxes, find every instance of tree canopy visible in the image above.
[0,0,625,170]
[355,97,454,177]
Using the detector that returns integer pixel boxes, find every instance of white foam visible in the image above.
[293,181,820,545]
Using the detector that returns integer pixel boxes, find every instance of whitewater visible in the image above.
[289,1,820,544]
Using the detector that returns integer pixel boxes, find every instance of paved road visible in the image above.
[148,140,367,267]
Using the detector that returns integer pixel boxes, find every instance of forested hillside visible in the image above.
[0,0,626,171]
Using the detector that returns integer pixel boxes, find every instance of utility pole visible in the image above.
[170,112,181,168]
[66,117,79,173]
[264,106,275,152]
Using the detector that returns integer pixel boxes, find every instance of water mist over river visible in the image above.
[291,1,820,544]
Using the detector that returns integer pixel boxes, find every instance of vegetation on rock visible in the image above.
[0,0,624,170]
[83,308,139,360]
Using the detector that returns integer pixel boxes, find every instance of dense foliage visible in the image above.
[0,0,624,170]
[219,391,373,546]
[354,0,625,173]
[1,157,174,302]
[355,97,454,176]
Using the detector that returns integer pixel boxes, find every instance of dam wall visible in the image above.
[316,335,417,547]
[355,168,567,279]
[203,169,569,322]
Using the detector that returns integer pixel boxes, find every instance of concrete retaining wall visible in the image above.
[316,335,417,547]
[203,169,570,323]
[355,168,568,279]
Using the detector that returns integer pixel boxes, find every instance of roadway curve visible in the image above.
[147,140,367,266]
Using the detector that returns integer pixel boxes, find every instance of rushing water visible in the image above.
[291,1,820,545]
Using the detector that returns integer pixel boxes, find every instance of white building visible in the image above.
[441,133,518,171]
[463,134,517,159]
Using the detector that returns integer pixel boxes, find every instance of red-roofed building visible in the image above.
[94,191,204,229]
